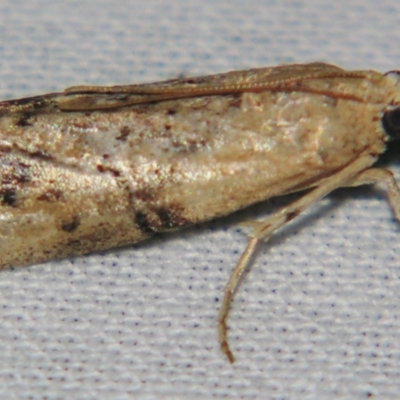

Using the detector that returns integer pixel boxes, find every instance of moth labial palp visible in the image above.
[1,62,400,363]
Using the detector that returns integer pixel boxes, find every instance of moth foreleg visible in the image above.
[345,168,400,221]
[218,155,378,363]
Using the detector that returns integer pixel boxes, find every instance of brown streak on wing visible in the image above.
[0,63,376,113]
[58,62,371,111]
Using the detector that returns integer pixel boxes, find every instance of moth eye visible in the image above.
[382,108,400,140]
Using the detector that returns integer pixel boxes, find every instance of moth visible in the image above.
[1,62,400,362]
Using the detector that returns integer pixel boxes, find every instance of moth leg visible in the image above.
[344,167,400,221]
[218,154,378,363]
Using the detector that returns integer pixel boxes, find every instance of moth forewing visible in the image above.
[1,63,400,363]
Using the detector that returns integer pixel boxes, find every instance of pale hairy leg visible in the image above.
[219,157,400,363]
[345,167,400,220]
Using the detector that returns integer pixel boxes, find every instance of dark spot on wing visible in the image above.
[29,150,53,160]
[134,210,157,235]
[0,159,32,207]
[0,188,17,206]
[97,164,121,177]
[286,209,300,222]
[61,215,81,233]
[116,126,131,141]
[134,205,190,235]
[16,113,34,127]
[134,204,189,235]
[1,159,31,185]
[156,205,188,229]
[37,188,64,202]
